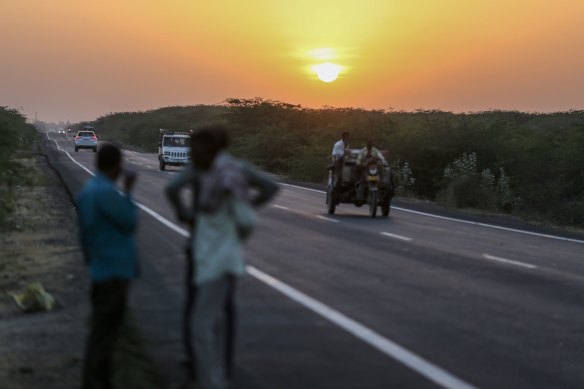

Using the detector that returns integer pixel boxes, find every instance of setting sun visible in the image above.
[313,63,341,83]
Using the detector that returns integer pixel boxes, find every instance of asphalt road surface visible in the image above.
[45,131,584,389]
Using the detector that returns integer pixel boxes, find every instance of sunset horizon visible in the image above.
[2,0,583,122]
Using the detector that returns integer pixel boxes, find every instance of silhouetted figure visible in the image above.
[77,144,138,389]
[166,125,278,389]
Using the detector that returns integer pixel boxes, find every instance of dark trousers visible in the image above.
[224,277,237,380]
[333,159,344,189]
[183,253,196,379]
[82,279,129,389]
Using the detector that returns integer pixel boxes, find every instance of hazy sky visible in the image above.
[2,0,583,122]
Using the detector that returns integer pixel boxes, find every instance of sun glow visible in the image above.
[313,63,341,82]
[307,48,343,83]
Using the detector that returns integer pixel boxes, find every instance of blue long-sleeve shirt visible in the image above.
[76,172,139,282]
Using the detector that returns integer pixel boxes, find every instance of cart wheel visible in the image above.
[382,196,391,217]
[327,188,336,214]
[369,191,378,218]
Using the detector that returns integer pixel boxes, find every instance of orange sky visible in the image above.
[1,0,583,122]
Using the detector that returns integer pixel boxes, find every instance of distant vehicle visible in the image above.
[58,128,66,134]
[74,127,98,152]
[158,129,192,171]
[67,128,73,134]
[326,140,397,218]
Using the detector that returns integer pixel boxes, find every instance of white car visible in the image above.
[58,128,66,134]
[74,129,98,152]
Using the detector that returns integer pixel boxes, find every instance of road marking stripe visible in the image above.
[279,182,327,194]
[279,183,584,245]
[47,134,95,176]
[47,135,477,389]
[392,208,584,245]
[272,204,290,211]
[381,232,413,242]
[316,215,339,223]
[482,254,537,269]
[248,266,477,389]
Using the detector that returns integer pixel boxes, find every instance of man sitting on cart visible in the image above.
[356,138,388,200]
[331,131,350,190]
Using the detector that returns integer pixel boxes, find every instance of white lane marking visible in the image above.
[279,183,584,245]
[316,215,339,223]
[47,134,95,176]
[393,207,584,245]
[280,182,327,194]
[482,254,537,270]
[137,203,190,237]
[381,232,413,242]
[47,135,477,389]
[273,205,340,224]
[248,266,477,389]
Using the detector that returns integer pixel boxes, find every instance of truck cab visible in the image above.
[158,129,192,171]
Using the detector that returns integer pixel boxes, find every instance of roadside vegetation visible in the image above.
[71,99,584,228]
[0,107,38,229]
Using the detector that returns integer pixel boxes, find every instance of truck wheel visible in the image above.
[159,160,165,171]
[75,147,78,152]
[93,147,97,153]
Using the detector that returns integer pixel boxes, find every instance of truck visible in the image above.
[158,129,192,171]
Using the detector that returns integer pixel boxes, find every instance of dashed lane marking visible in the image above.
[316,215,339,223]
[482,254,537,269]
[381,232,413,242]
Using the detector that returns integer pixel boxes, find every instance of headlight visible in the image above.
[368,167,378,175]
[164,151,170,156]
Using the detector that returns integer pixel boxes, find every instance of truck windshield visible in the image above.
[163,137,190,147]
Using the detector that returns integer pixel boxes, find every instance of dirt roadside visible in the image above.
[0,154,88,389]
[0,149,164,389]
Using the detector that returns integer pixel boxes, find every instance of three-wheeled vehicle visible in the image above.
[326,143,396,218]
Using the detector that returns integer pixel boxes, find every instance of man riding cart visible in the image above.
[326,138,396,218]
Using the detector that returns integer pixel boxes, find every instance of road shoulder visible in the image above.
[0,153,87,389]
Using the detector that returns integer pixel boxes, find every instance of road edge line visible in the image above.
[279,183,584,245]
[247,266,477,389]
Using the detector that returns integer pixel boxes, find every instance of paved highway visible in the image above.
[45,131,584,389]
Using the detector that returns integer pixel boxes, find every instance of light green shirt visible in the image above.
[194,196,254,285]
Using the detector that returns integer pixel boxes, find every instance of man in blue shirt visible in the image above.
[77,144,138,389]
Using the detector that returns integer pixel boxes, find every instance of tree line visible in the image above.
[74,99,584,227]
